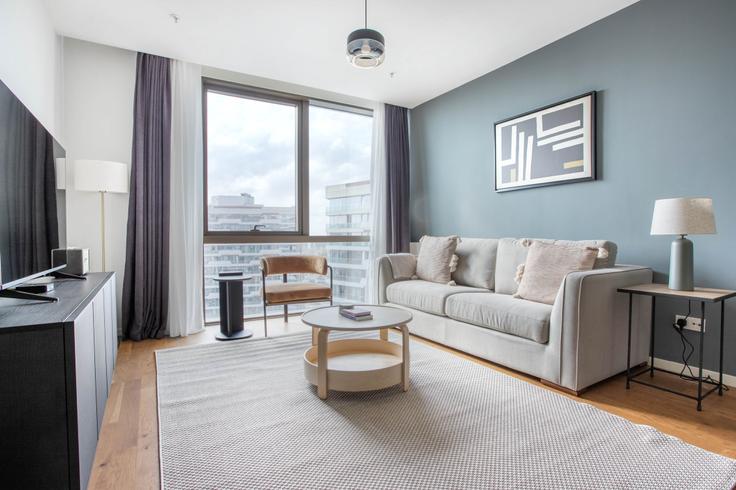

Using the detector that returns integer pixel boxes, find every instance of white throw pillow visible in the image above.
[416,235,460,285]
[514,241,597,304]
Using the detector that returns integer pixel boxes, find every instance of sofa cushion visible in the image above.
[446,292,552,344]
[515,241,597,304]
[495,238,619,295]
[494,238,530,295]
[416,235,460,284]
[536,239,617,269]
[385,280,489,316]
[453,238,499,289]
[387,253,417,279]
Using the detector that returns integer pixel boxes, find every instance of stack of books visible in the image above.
[339,306,373,321]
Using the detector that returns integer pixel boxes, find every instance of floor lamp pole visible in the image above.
[100,191,106,272]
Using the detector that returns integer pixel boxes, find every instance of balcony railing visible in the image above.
[203,241,370,323]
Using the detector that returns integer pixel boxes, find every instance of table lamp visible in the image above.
[74,160,129,271]
[650,197,716,291]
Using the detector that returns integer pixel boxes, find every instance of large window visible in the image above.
[203,80,373,323]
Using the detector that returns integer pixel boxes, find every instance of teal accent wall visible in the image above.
[409,0,736,376]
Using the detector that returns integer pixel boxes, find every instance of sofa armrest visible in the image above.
[550,265,653,391]
[376,254,416,304]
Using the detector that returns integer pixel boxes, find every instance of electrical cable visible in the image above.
[674,301,696,380]
[671,301,730,392]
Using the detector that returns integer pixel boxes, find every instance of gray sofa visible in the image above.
[377,238,653,393]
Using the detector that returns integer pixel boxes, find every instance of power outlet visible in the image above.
[675,315,705,332]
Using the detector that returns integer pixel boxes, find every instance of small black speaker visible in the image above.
[51,248,89,276]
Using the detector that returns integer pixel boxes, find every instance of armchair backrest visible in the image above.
[260,255,328,276]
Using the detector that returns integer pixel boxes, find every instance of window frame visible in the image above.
[202,78,372,244]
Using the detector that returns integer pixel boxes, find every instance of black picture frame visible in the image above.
[493,91,596,192]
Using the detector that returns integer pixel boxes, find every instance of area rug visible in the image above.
[156,332,736,489]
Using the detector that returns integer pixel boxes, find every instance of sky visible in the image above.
[206,92,372,235]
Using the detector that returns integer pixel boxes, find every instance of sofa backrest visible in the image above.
[539,239,618,269]
[494,238,530,295]
[411,237,618,293]
[452,238,499,289]
[494,238,618,295]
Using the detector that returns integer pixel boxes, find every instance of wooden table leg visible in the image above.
[400,325,410,392]
[317,329,330,400]
[311,326,320,346]
[380,328,388,341]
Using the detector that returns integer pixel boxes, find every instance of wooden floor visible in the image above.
[89,318,736,489]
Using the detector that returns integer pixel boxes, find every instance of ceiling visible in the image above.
[45,0,638,108]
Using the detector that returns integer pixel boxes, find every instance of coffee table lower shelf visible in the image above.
[303,338,406,394]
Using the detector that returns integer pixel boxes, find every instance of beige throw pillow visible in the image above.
[514,241,597,304]
[416,235,460,285]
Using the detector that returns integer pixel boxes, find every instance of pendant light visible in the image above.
[346,0,385,68]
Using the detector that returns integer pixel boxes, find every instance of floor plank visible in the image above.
[88,318,735,489]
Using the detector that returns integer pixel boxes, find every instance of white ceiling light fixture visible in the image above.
[347,0,385,69]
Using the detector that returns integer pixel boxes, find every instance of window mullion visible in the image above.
[299,100,310,236]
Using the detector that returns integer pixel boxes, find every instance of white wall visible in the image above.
[0,0,63,143]
[63,38,136,328]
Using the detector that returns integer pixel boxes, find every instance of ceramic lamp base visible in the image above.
[669,235,694,291]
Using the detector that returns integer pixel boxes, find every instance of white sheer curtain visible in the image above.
[168,60,204,337]
[367,103,387,304]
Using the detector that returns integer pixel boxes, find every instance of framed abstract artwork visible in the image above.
[494,91,596,192]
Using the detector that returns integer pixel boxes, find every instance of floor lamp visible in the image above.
[74,160,129,271]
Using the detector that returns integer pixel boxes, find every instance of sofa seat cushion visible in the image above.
[264,283,332,304]
[385,280,489,316]
[445,292,552,343]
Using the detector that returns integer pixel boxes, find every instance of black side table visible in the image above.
[618,283,735,411]
[214,274,254,341]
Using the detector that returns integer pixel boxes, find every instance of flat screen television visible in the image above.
[0,77,66,297]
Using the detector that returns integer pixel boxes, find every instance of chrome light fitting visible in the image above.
[347,0,385,68]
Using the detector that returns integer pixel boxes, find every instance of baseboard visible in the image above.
[652,357,736,388]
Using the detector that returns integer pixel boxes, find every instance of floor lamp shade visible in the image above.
[74,160,129,193]
[651,198,716,291]
[73,160,129,271]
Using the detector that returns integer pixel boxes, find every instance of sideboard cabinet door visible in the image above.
[73,304,98,490]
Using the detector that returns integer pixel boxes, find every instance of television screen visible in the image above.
[0,78,64,286]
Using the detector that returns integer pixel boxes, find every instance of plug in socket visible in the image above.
[675,315,705,332]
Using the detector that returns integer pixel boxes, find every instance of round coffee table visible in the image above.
[301,305,413,400]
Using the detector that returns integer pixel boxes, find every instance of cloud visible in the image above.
[206,94,372,234]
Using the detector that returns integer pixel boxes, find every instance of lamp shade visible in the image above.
[650,197,716,236]
[74,160,129,193]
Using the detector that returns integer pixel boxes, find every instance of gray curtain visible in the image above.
[122,53,171,340]
[0,79,58,281]
[385,104,410,253]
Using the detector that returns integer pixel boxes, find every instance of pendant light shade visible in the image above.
[347,1,385,68]
[347,29,385,68]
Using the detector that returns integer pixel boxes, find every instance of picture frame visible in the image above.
[494,91,596,192]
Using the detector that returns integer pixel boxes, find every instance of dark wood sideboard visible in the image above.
[0,272,118,490]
